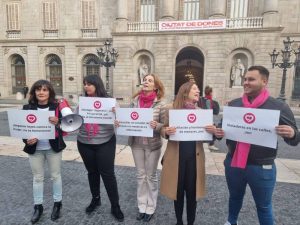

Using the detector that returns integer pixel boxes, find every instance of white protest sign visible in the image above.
[8,109,55,139]
[79,97,116,124]
[222,106,280,148]
[169,109,213,141]
[116,108,153,137]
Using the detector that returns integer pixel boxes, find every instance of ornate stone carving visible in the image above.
[20,47,27,54]
[78,47,85,54]
[39,47,47,54]
[4,47,10,55]
[57,47,65,55]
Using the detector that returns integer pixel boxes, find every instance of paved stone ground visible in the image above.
[0,155,300,225]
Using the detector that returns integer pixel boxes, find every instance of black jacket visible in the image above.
[226,96,300,165]
[22,102,66,154]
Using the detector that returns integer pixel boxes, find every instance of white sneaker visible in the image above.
[208,145,219,151]
[224,222,238,225]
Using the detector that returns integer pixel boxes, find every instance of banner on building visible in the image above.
[159,19,226,31]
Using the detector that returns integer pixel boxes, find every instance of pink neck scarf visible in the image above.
[183,101,196,109]
[85,124,99,140]
[231,89,270,168]
[139,91,157,108]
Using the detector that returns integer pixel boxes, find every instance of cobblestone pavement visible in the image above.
[0,155,300,225]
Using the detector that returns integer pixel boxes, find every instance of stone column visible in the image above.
[209,0,226,19]
[263,0,279,27]
[116,0,128,20]
[114,0,128,32]
[160,0,175,20]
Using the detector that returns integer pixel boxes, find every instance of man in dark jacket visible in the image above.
[214,65,299,225]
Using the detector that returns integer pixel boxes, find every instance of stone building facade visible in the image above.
[0,0,299,106]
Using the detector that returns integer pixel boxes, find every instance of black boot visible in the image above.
[31,204,43,224]
[51,201,62,221]
[111,205,124,222]
[85,196,101,214]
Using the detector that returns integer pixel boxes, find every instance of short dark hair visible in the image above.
[248,65,269,80]
[28,79,56,104]
[204,86,212,95]
[83,74,108,97]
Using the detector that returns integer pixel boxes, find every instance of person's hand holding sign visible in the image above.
[204,125,216,134]
[165,126,176,135]
[49,116,59,126]
[275,125,295,139]
[214,127,225,138]
[27,138,38,145]
[150,120,157,129]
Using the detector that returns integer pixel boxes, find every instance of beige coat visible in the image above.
[128,97,166,151]
[160,104,206,200]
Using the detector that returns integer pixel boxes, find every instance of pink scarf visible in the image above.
[183,101,196,109]
[85,124,99,140]
[231,89,270,168]
[139,91,157,108]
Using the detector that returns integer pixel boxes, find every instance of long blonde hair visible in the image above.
[173,82,196,109]
[133,74,165,100]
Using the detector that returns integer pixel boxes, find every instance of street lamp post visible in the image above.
[97,40,118,95]
[269,37,300,101]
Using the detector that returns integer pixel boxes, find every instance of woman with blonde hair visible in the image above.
[129,74,165,222]
[160,81,216,225]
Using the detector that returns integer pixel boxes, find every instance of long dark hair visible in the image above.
[28,80,56,104]
[83,74,108,97]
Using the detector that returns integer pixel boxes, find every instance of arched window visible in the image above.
[83,54,100,77]
[46,54,63,95]
[11,55,26,94]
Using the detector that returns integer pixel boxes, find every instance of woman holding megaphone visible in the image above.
[22,80,66,223]
[76,74,124,222]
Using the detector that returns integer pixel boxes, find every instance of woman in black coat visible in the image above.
[22,80,66,224]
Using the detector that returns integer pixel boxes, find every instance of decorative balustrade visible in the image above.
[6,30,21,39]
[81,29,98,38]
[43,30,58,38]
[127,17,263,32]
[128,22,159,32]
[226,17,263,29]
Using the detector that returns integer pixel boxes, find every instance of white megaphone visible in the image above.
[58,99,83,132]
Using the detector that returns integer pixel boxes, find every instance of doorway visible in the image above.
[175,47,204,96]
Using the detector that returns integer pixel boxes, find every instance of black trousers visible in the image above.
[77,135,120,207]
[174,141,197,225]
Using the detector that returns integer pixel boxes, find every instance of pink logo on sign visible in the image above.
[187,113,197,123]
[131,112,139,120]
[26,114,37,123]
[243,113,256,124]
[94,101,101,109]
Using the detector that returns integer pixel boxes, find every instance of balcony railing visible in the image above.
[127,17,263,32]
[81,29,98,38]
[128,22,158,32]
[226,17,263,29]
[6,30,21,39]
[43,30,58,38]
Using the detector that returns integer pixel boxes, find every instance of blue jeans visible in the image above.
[224,155,276,225]
[28,149,62,204]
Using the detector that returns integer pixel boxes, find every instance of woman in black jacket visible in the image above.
[22,80,66,224]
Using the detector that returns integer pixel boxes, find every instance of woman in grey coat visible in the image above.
[128,74,166,222]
